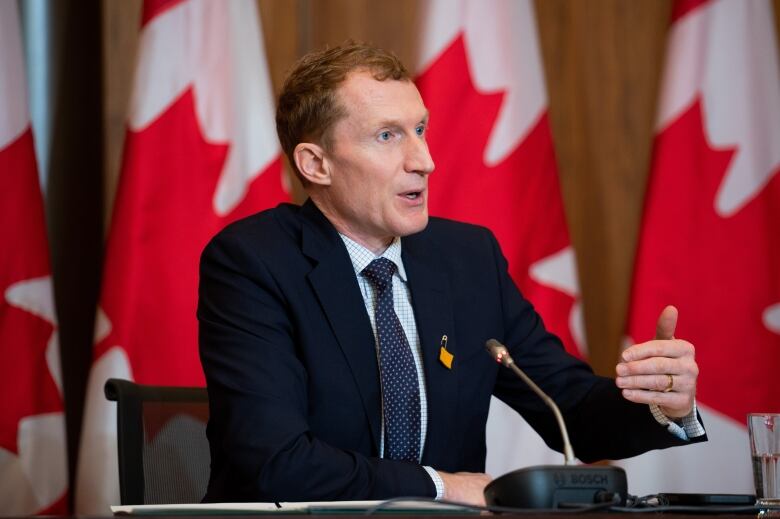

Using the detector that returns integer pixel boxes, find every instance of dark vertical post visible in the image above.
[21,0,105,510]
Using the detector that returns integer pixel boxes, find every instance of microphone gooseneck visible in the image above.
[485,339,576,465]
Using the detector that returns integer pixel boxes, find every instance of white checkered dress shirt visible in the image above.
[339,234,445,498]
[650,401,706,440]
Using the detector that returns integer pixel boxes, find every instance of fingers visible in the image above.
[616,339,699,419]
[621,338,694,362]
[620,387,694,417]
[615,373,694,393]
[655,305,678,340]
[616,348,698,381]
[616,340,698,394]
[617,374,672,392]
[620,306,697,419]
[618,353,677,375]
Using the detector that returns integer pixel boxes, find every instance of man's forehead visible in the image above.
[336,71,428,124]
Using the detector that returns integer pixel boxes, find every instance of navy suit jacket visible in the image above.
[198,199,702,502]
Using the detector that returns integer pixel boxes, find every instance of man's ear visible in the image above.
[293,142,331,186]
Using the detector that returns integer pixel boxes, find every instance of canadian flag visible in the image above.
[0,1,68,514]
[416,0,586,476]
[618,0,780,494]
[75,0,288,512]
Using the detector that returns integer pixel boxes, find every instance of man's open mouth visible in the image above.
[400,190,423,200]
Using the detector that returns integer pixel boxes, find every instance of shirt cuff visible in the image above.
[649,399,706,440]
[423,466,445,500]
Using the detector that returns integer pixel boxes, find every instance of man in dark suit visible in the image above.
[198,43,705,505]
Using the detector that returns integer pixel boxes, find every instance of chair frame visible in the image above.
[104,378,209,505]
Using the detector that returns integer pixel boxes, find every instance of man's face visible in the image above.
[317,71,435,252]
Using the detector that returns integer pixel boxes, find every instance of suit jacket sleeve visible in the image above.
[484,231,706,462]
[198,224,435,502]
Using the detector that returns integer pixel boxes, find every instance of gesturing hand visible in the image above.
[616,305,698,418]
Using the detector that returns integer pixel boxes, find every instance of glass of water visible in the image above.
[749,413,780,509]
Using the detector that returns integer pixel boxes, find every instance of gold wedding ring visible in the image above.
[662,374,674,393]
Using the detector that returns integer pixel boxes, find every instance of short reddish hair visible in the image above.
[275,42,411,182]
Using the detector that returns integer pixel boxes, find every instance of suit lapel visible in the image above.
[402,234,459,466]
[300,200,381,452]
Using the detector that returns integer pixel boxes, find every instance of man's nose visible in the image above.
[405,136,435,176]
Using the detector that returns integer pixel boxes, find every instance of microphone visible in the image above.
[482,339,627,509]
[485,339,576,464]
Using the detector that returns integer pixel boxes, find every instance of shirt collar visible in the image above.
[338,234,407,282]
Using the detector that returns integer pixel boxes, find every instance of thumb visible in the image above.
[655,305,678,340]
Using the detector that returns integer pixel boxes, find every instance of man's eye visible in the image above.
[415,125,425,136]
[379,131,392,141]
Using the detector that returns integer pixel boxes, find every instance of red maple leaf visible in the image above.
[628,99,780,422]
[94,88,286,386]
[0,129,61,453]
[141,0,185,25]
[417,36,579,354]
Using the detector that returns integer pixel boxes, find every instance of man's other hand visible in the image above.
[616,305,699,418]
[438,471,492,505]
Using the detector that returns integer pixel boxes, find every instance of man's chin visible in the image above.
[397,214,429,237]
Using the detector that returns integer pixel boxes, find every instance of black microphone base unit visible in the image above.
[484,465,628,509]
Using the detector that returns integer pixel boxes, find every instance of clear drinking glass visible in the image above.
[749,413,780,509]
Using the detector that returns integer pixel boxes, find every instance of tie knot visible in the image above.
[362,257,397,290]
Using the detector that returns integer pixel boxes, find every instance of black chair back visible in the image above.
[104,378,209,505]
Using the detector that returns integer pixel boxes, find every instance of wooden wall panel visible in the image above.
[102,0,140,226]
[307,0,421,68]
[258,0,300,96]
[536,0,672,373]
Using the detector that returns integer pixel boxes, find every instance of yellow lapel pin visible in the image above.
[439,335,454,369]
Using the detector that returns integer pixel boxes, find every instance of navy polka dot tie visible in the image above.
[362,258,421,462]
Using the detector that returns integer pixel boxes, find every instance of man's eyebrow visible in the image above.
[376,111,430,128]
